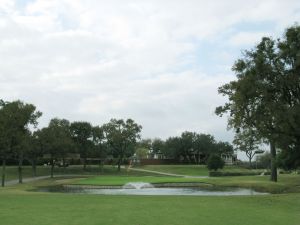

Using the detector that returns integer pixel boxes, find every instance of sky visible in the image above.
[1,0,300,158]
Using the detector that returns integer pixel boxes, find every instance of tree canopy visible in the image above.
[216,25,300,181]
[102,119,142,171]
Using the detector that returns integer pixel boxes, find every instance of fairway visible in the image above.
[75,175,207,186]
[1,167,300,225]
[0,189,299,225]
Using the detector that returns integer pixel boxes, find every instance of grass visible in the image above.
[0,179,299,225]
[3,165,151,181]
[136,164,210,176]
[75,174,300,193]
[135,164,265,176]
[1,165,300,225]
[75,175,208,186]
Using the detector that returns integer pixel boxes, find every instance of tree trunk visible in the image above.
[117,157,122,172]
[32,159,37,177]
[1,158,6,187]
[18,156,23,184]
[62,157,66,173]
[50,158,54,178]
[83,158,86,170]
[249,157,252,169]
[99,159,104,173]
[270,141,277,182]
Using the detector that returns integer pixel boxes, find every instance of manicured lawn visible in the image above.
[0,185,299,225]
[4,165,150,181]
[1,166,300,225]
[135,164,265,176]
[75,175,208,186]
[203,174,300,193]
[0,173,300,225]
[75,174,300,193]
[136,164,209,176]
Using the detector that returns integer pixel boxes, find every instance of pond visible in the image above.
[37,183,269,196]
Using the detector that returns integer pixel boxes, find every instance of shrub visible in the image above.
[209,171,269,177]
[207,154,225,171]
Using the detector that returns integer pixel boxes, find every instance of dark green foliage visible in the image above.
[37,118,74,177]
[102,119,142,171]
[163,132,233,164]
[233,128,261,167]
[151,138,165,157]
[70,121,93,169]
[277,149,300,170]
[256,152,272,170]
[0,100,41,185]
[209,171,264,177]
[207,154,225,171]
[215,25,300,181]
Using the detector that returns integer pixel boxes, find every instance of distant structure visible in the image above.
[221,151,237,165]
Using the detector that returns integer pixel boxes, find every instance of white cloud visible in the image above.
[0,0,300,150]
[229,32,270,46]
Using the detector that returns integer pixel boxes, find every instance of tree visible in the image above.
[277,149,300,170]
[215,25,300,182]
[151,138,165,158]
[207,154,225,171]
[26,131,44,177]
[92,126,107,172]
[0,100,41,185]
[193,134,216,164]
[0,109,10,187]
[38,118,74,178]
[70,121,93,170]
[233,128,261,168]
[103,119,142,171]
[135,139,152,159]
[257,152,271,169]
[135,147,148,159]
[163,136,182,160]
[180,131,196,163]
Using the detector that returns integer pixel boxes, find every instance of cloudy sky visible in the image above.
[1,0,300,147]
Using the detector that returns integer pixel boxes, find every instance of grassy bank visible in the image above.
[1,169,300,225]
[74,175,208,186]
[3,165,151,181]
[74,174,300,194]
[135,164,265,176]
[0,182,299,225]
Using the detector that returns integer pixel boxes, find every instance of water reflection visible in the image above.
[38,186,269,196]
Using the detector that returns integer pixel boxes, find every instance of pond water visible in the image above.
[38,185,269,196]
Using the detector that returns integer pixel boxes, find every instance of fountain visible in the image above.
[122,182,154,189]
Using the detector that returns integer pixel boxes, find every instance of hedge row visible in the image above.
[209,171,271,177]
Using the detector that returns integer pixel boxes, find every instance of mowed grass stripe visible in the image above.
[0,193,299,225]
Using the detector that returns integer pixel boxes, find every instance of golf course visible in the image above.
[1,165,299,225]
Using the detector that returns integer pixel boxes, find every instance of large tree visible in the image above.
[193,134,216,164]
[0,100,41,185]
[103,119,142,171]
[38,118,74,178]
[92,126,107,172]
[26,131,44,177]
[151,138,165,158]
[0,109,10,187]
[70,121,93,170]
[216,25,300,181]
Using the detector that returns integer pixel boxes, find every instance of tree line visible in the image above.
[216,24,300,182]
[136,132,233,164]
[0,99,232,187]
[0,100,142,186]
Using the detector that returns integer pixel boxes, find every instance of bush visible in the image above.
[256,152,271,169]
[209,171,270,177]
[207,155,225,171]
